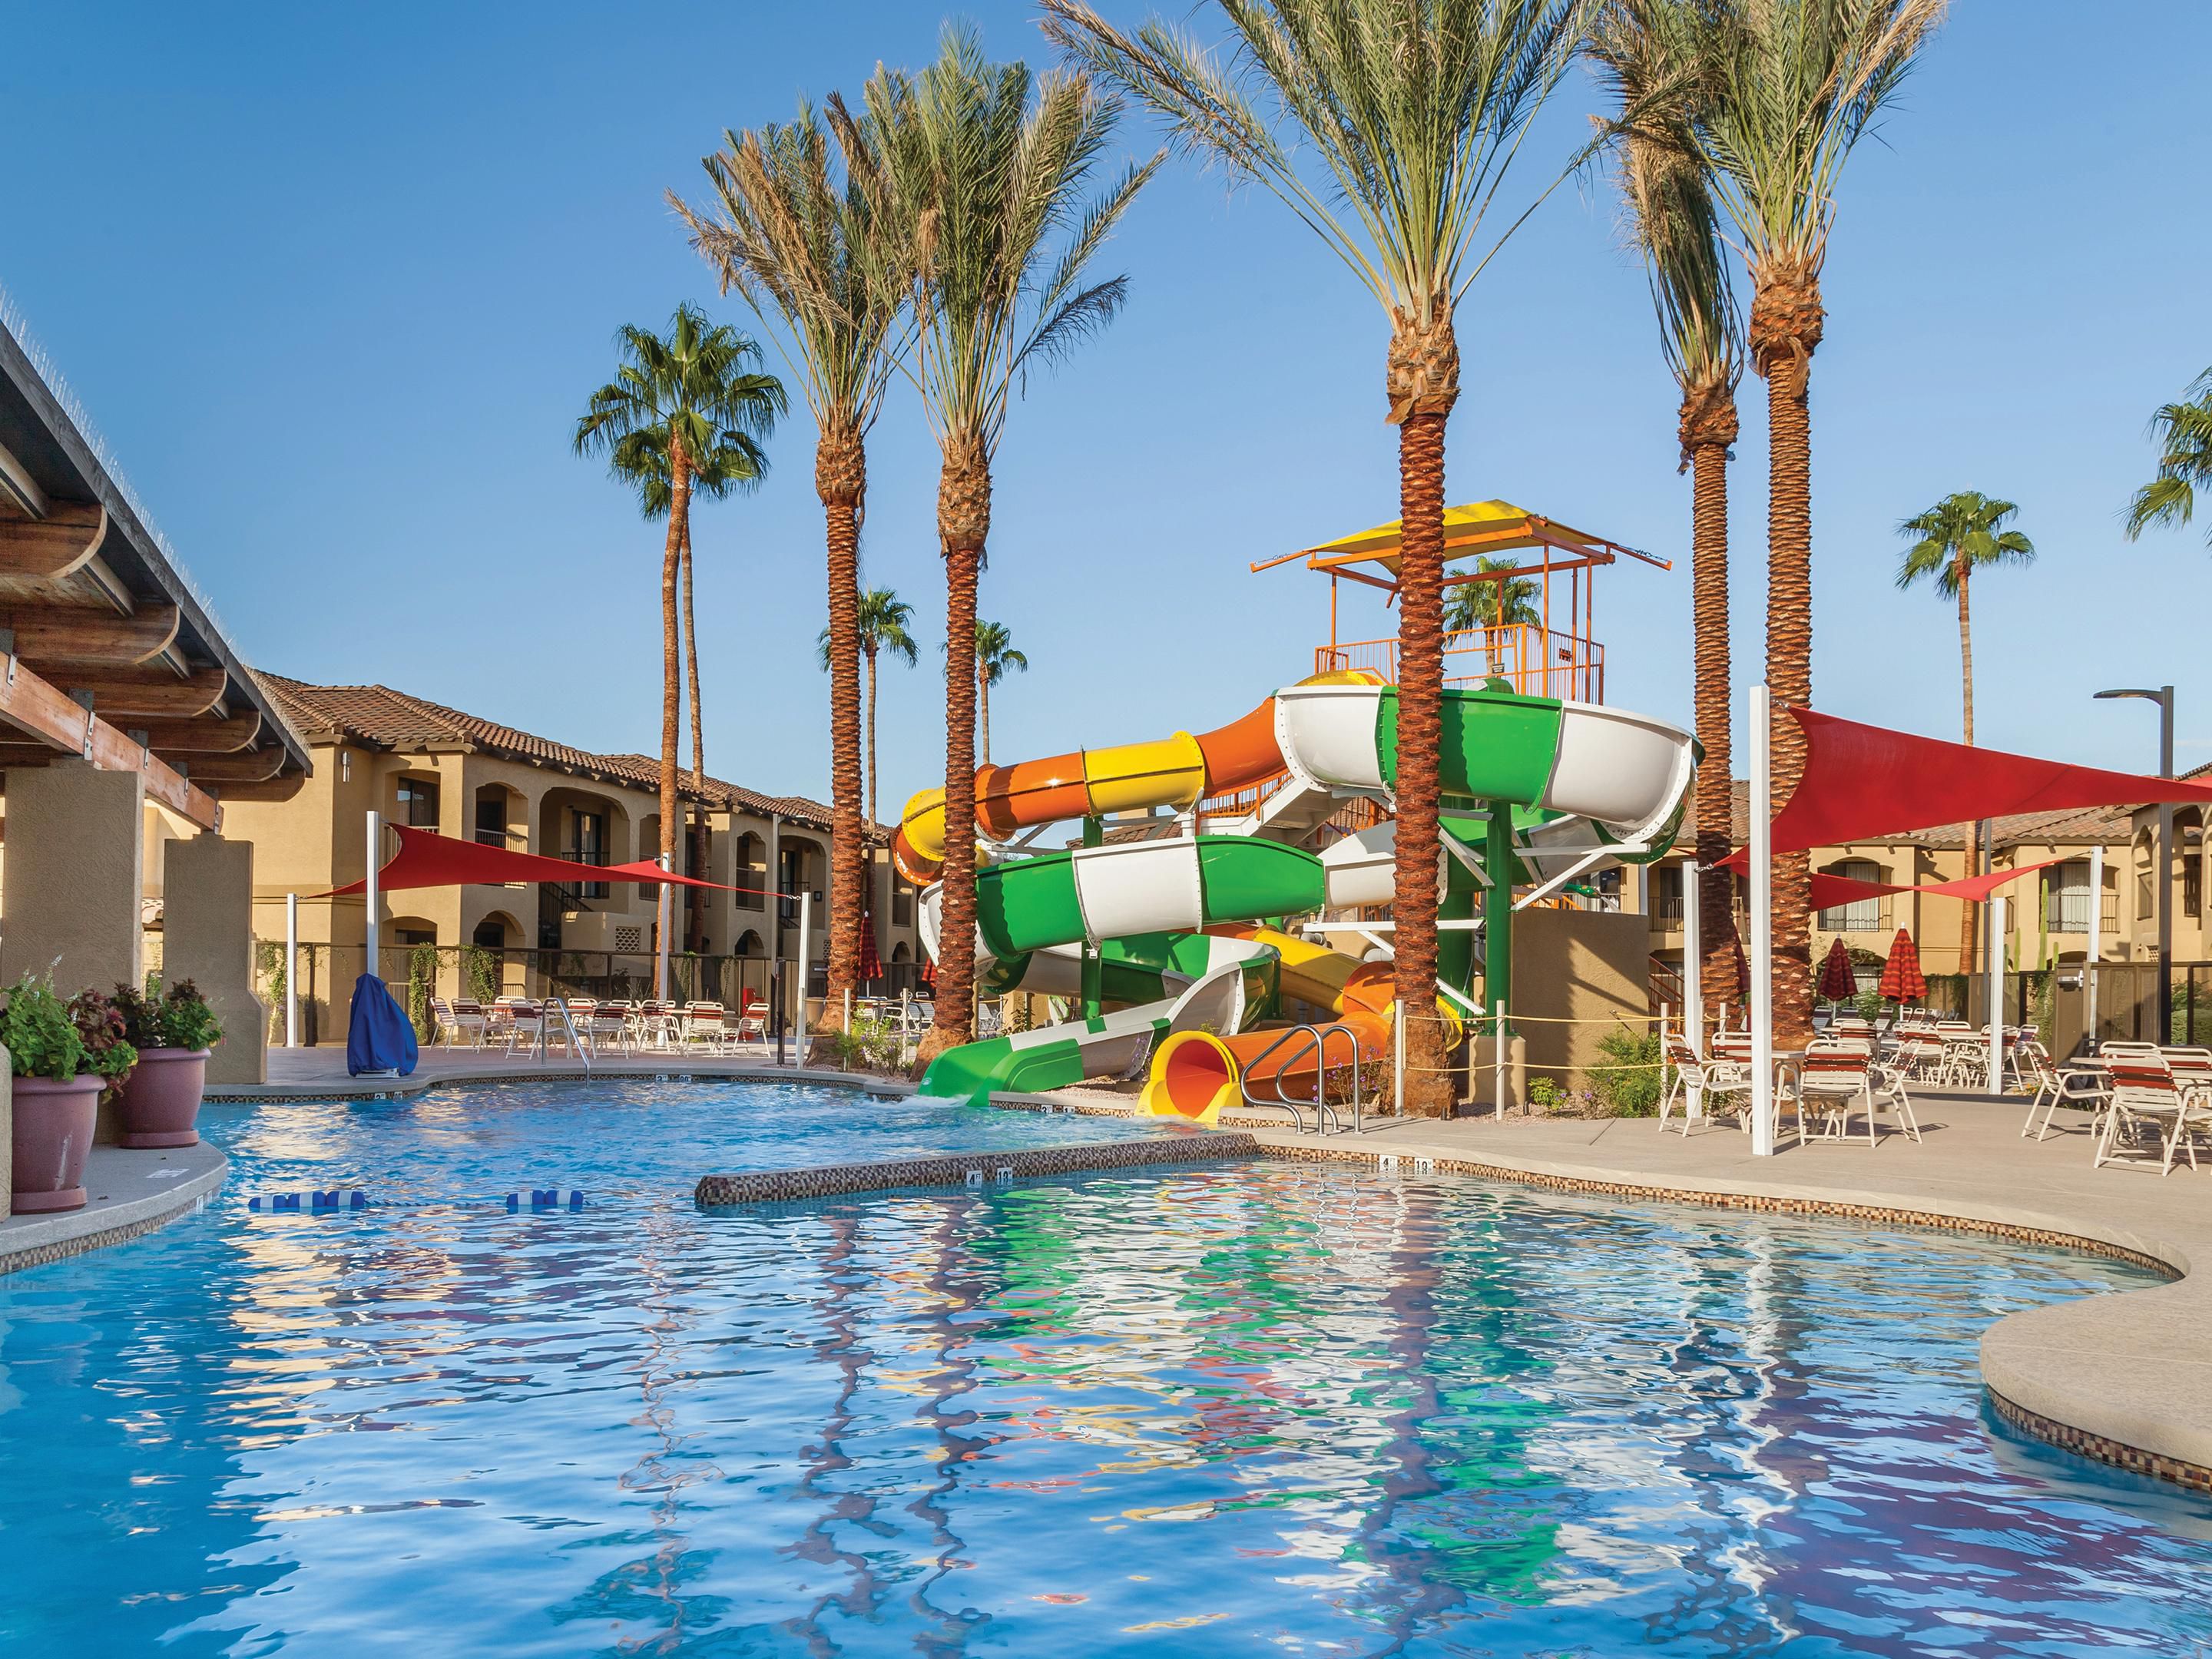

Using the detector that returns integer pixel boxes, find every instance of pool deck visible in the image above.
[1039,1084,2212,1496]
[0,1141,226,1276]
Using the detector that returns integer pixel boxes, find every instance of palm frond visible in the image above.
[2124,369,2212,545]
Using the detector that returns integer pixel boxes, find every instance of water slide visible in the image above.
[902,677,1694,1111]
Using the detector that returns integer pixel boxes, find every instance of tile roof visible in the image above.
[258,674,860,835]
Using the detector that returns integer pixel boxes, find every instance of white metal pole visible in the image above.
[365,810,383,982]
[1750,686,1776,1157]
[1682,857,1704,1119]
[796,886,814,1058]
[656,853,672,1001]
[1393,999,1406,1117]
[285,892,300,1048]
[1988,892,2007,1096]
[2086,843,2103,1051]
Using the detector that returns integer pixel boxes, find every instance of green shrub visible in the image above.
[1591,1028,1666,1117]
[114,974,227,1052]
[1527,1075,1566,1111]
[2,974,90,1081]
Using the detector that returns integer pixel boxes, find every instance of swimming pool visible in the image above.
[2,1082,2207,1655]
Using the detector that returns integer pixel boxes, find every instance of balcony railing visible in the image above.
[1315,623,1604,703]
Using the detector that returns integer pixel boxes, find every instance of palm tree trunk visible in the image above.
[978,664,991,768]
[681,524,708,955]
[1394,403,1452,1116]
[657,439,690,995]
[1685,388,1740,1013]
[865,641,879,833]
[816,424,867,1045]
[1752,276,1823,1045]
[1955,558,1978,978]
[917,436,990,1065]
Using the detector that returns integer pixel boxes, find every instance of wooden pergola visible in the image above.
[0,327,309,828]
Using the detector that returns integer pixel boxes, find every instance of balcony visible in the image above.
[1315,623,1604,703]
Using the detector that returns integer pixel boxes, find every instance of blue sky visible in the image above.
[6,2,2210,816]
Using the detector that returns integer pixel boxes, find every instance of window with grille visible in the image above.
[396,776,440,829]
[2046,863,2091,932]
[1816,859,1884,932]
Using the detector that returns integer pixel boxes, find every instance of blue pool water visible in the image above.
[2,1081,2208,1656]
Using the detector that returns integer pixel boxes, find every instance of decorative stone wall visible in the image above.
[696,1130,1259,1206]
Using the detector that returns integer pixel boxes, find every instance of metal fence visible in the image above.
[252,942,928,1046]
[1910,962,2212,1055]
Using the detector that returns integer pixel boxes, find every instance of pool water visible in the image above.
[2,1084,2209,1656]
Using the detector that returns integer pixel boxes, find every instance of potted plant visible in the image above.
[5,974,126,1214]
[111,976,222,1148]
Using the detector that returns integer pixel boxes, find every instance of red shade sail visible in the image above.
[1753,707,2212,859]
[316,824,763,898]
[1816,937,1857,1001]
[1806,856,2067,913]
[1877,930,1927,1002]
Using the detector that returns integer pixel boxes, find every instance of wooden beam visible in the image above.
[134,710,262,755]
[0,648,220,828]
[0,502,106,581]
[185,747,289,784]
[56,665,228,718]
[0,602,180,669]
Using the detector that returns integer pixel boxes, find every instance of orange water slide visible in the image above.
[1137,927,1403,1124]
[891,698,1285,884]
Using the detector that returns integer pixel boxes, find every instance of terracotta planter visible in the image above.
[10,1072,103,1214]
[115,1048,210,1149]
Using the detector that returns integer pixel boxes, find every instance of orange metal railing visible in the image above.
[1314,623,1604,702]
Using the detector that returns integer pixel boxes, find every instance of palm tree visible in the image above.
[1682,0,1948,1041]
[817,587,920,829]
[973,621,1029,766]
[2124,368,2212,548]
[575,306,783,982]
[615,423,778,950]
[674,101,910,1033]
[1588,0,1744,1008]
[1444,556,1538,678]
[1042,0,1588,1114]
[1896,491,2034,977]
[862,25,1157,1065]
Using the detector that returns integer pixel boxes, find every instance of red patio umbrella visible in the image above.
[1877,929,1926,1004]
[856,892,883,984]
[1817,936,1857,1003]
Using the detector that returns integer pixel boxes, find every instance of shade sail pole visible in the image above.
[656,853,672,999]
[1988,893,2006,1097]
[285,893,300,1048]
[1750,685,1775,1157]
[1683,857,1704,1119]
[2086,843,2103,1050]
[365,810,382,982]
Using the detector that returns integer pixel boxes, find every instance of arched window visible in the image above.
[735,930,763,958]
[734,833,765,911]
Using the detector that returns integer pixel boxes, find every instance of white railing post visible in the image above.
[1393,999,1406,1118]
[1988,892,2007,1096]
[285,892,300,1048]
[1492,998,1505,1121]
[1750,685,1775,1157]
[796,886,813,1060]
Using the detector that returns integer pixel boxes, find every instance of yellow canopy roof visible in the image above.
[1297,499,1631,578]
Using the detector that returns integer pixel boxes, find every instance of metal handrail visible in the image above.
[1237,1021,1368,1134]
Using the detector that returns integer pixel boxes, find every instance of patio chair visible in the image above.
[431,997,486,1048]
[681,1003,731,1054]
[2018,1040,2108,1141]
[1794,1038,1883,1147]
[733,992,769,1045]
[501,999,545,1057]
[1657,1034,1751,1134]
[2093,1050,2192,1174]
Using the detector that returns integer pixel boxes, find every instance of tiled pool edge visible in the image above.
[696,1128,1258,1205]
[208,1060,910,1105]
[1989,1388,2212,1496]
[0,1145,227,1277]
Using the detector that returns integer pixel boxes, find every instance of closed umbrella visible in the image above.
[1877,929,1926,1005]
[1817,936,1857,1004]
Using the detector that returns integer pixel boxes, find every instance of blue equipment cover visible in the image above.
[346,973,419,1076]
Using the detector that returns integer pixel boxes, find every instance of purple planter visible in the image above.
[115,1048,210,1149]
[11,1072,103,1213]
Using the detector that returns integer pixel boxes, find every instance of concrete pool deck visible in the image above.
[0,1141,227,1276]
[1035,1083,2212,1496]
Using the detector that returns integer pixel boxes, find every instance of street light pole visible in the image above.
[2096,685,2176,1038]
